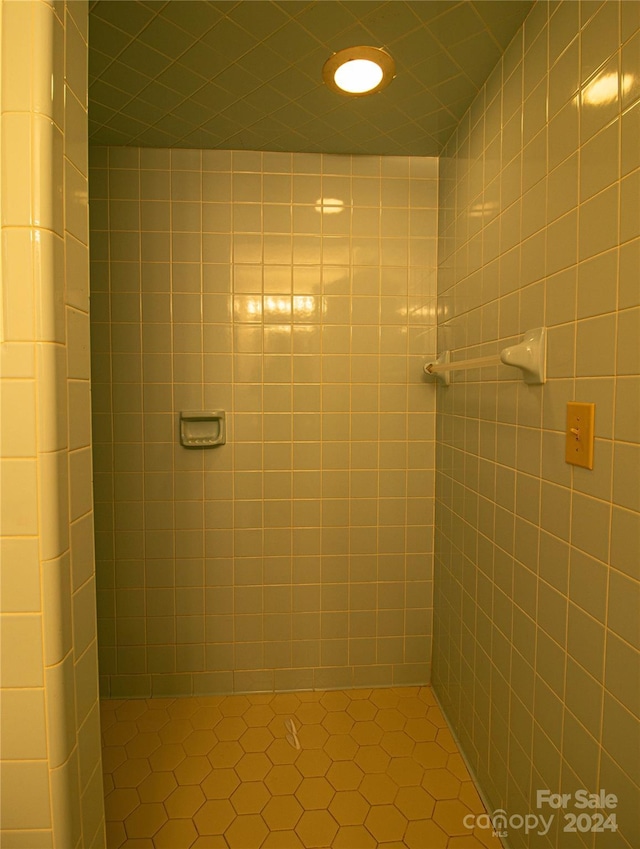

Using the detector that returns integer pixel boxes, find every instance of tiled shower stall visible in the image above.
[90,147,438,699]
[0,1,638,848]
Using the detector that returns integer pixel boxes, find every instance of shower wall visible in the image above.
[0,1,104,847]
[90,148,438,698]
[434,2,639,848]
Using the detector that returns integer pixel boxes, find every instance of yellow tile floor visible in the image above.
[102,686,503,849]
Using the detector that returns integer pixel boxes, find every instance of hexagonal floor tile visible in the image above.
[270,693,301,715]
[183,729,217,756]
[168,700,199,719]
[239,726,274,753]
[148,744,186,772]
[191,837,228,849]
[426,705,448,727]
[387,757,424,787]
[295,777,335,810]
[332,825,377,848]
[215,716,247,741]
[380,730,414,758]
[224,813,268,849]
[319,691,350,712]
[243,704,276,728]
[193,799,235,835]
[207,741,243,769]
[219,695,251,717]
[102,746,127,774]
[105,821,126,849]
[297,724,329,750]
[104,788,139,822]
[236,752,272,782]
[422,767,462,799]
[448,752,472,781]
[321,711,354,735]
[102,684,499,849]
[136,708,170,733]
[295,702,327,725]
[354,745,390,774]
[395,785,436,820]
[436,726,458,753]
[396,697,428,718]
[346,700,377,722]
[295,809,339,848]
[201,767,240,800]
[125,731,162,759]
[328,790,369,826]
[326,760,364,791]
[123,803,168,839]
[350,721,383,746]
[153,819,199,849]
[159,719,193,744]
[323,733,358,761]
[405,817,449,849]
[103,721,138,748]
[296,749,331,778]
[448,836,490,849]
[262,795,304,831]
[364,803,408,843]
[116,701,147,722]
[230,781,270,815]
[473,825,505,848]
[164,785,206,819]
[137,771,177,804]
[370,688,400,710]
[266,737,299,766]
[459,779,484,812]
[417,687,437,706]
[262,829,304,848]
[265,763,303,796]
[359,773,399,806]
[433,798,476,836]
[190,706,223,730]
[404,716,438,742]
[413,741,449,769]
[374,709,406,732]
[174,756,212,786]
[112,758,151,788]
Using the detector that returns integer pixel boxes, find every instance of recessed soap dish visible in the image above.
[180,411,226,448]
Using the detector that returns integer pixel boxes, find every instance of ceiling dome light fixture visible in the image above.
[323,46,395,97]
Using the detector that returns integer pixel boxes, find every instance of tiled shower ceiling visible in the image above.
[89,0,534,155]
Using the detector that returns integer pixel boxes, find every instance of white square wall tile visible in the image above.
[1,229,35,341]
[32,0,64,124]
[65,160,88,244]
[0,614,44,688]
[0,761,51,829]
[1,0,33,112]
[44,652,77,767]
[42,551,73,668]
[37,449,70,561]
[37,343,68,453]
[0,688,48,759]
[0,381,37,457]
[0,538,41,612]
[0,459,38,536]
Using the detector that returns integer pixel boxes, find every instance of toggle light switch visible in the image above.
[565,402,595,469]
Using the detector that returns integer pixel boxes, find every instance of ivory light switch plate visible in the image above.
[565,402,595,469]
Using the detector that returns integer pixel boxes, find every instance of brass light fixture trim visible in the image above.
[322,46,396,97]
